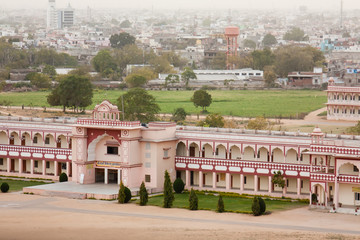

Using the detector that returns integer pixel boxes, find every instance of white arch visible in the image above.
[88,134,120,161]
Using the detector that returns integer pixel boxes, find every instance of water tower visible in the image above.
[225,26,240,70]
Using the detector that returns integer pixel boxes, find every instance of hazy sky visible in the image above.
[1,0,359,10]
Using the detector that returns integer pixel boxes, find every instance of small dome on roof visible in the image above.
[312,127,322,133]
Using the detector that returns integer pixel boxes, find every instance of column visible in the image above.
[66,162,70,177]
[254,175,258,192]
[283,177,287,196]
[42,160,46,175]
[334,176,339,208]
[30,159,34,175]
[117,169,121,185]
[297,178,301,196]
[54,161,58,177]
[240,174,244,191]
[225,173,231,190]
[268,176,272,193]
[212,172,216,189]
[185,170,190,187]
[104,168,108,184]
[199,171,203,188]
[7,158,10,172]
[325,157,329,173]
[19,159,22,174]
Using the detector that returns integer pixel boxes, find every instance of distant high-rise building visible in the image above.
[58,4,74,29]
[47,0,58,29]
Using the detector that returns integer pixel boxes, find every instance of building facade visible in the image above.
[0,100,359,209]
[327,79,360,121]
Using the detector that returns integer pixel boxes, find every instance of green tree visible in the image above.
[165,74,180,87]
[171,107,187,123]
[120,20,132,28]
[252,197,261,216]
[283,27,307,41]
[197,113,225,128]
[181,67,197,87]
[347,121,360,134]
[118,181,126,204]
[258,197,266,214]
[29,73,51,89]
[163,170,174,208]
[162,52,187,69]
[274,45,324,77]
[110,32,136,49]
[125,74,147,88]
[43,64,57,79]
[272,171,285,188]
[243,39,257,49]
[262,34,277,47]
[217,195,225,213]
[92,50,117,76]
[189,188,198,210]
[131,67,156,81]
[246,116,268,130]
[173,178,185,193]
[139,181,148,206]
[251,48,275,71]
[208,52,227,70]
[47,74,93,112]
[149,56,174,74]
[117,88,160,123]
[113,44,144,74]
[191,89,212,112]
[263,66,277,87]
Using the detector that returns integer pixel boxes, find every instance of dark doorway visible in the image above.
[10,159,15,172]
[95,168,105,183]
[23,160,26,172]
[190,171,194,185]
[189,146,195,157]
[21,138,26,146]
[108,169,118,184]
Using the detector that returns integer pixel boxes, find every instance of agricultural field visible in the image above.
[0,89,327,118]
[146,192,308,213]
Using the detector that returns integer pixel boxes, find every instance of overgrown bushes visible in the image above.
[59,172,68,182]
[173,178,185,193]
[1,182,9,193]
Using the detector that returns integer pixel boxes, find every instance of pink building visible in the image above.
[0,100,359,209]
[327,79,360,121]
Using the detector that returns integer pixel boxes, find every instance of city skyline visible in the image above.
[1,0,359,11]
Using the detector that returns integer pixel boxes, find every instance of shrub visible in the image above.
[163,170,174,208]
[311,193,317,203]
[252,197,261,216]
[1,182,9,193]
[173,178,185,193]
[59,172,68,182]
[124,187,132,203]
[189,188,198,210]
[139,181,148,206]
[118,181,126,204]
[217,195,225,213]
[258,197,266,214]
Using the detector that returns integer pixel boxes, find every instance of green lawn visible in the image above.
[0,178,49,192]
[0,89,327,118]
[146,192,308,213]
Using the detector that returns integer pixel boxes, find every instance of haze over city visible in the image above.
[1,0,359,10]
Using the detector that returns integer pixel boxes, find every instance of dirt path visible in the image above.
[0,193,359,240]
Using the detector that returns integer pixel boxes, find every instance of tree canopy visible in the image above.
[47,74,93,112]
[191,89,212,112]
[181,67,197,87]
[197,113,225,128]
[117,88,160,123]
[283,27,307,41]
[262,34,277,47]
[110,32,136,49]
[29,73,51,89]
[243,39,257,49]
[91,50,117,76]
[125,74,147,88]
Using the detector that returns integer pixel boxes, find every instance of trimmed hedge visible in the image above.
[252,197,261,216]
[173,178,185,193]
[217,195,225,213]
[189,188,198,210]
[124,187,132,203]
[258,197,266,214]
[59,172,68,182]
[1,182,9,193]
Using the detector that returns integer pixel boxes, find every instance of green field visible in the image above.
[0,90,327,118]
[145,192,307,213]
[0,178,49,192]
